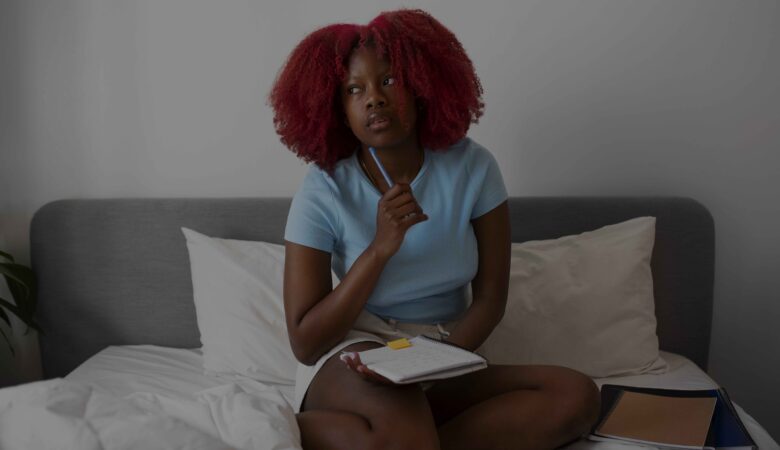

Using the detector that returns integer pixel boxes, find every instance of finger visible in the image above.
[381,201,421,225]
[339,353,352,371]
[340,352,359,371]
[398,204,424,220]
[401,212,429,228]
[380,183,412,203]
[339,351,354,363]
[386,191,415,209]
[393,201,421,218]
[380,183,405,200]
[378,192,408,219]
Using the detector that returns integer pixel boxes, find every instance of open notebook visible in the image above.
[356,335,488,384]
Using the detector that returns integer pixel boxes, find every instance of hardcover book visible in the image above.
[589,384,757,450]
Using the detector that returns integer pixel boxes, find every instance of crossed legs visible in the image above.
[424,363,600,449]
[296,341,600,450]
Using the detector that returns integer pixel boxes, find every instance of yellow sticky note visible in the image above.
[387,338,412,350]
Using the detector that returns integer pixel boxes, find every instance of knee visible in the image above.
[367,421,440,450]
[554,369,601,438]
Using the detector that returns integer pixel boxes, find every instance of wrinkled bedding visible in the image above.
[0,345,775,450]
[0,377,299,450]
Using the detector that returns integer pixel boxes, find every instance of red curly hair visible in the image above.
[268,9,484,172]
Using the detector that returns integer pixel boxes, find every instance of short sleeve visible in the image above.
[470,147,509,219]
[284,168,339,252]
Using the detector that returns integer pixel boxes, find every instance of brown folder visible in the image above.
[596,390,717,447]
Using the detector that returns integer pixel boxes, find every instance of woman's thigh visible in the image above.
[302,341,440,449]
[424,364,599,427]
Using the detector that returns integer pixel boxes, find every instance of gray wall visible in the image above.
[1,0,778,439]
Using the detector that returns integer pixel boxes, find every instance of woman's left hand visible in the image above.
[340,351,396,385]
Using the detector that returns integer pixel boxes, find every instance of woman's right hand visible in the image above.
[340,351,396,385]
[370,183,428,259]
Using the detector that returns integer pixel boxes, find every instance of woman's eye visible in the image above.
[383,77,396,86]
[347,86,361,95]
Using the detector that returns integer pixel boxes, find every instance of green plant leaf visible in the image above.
[23,317,42,334]
[0,297,35,330]
[0,252,40,342]
[0,296,23,317]
[0,306,11,328]
[0,250,14,263]
[25,274,37,312]
[0,325,15,356]
[6,277,30,316]
[0,262,35,316]
[6,277,25,309]
[0,262,33,295]
[0,296,41,334]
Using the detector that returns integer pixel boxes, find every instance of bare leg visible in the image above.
[296,409,373,450]
[297,341,441,450]
[426,364,600,450]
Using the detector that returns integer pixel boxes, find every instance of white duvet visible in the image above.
[0,345,776,450]
[0,378,300,450]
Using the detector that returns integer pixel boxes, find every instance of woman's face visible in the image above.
[341,46,418,151]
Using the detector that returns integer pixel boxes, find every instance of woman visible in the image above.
[269,9,600,449]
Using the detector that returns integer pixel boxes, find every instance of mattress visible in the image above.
[65,346,778,450]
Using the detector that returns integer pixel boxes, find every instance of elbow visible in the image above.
[288,330,322,366]
[293,348,320,367]
[471,293,507,325]
[490,289,509,324]
[496,298,507,323]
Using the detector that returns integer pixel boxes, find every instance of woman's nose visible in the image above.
[365,84,387,109]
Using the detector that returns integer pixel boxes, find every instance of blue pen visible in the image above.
[368,147,394,188]
[369,147,420,219]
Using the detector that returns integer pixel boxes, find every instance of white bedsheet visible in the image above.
[0,377,299,450]
[13,346,769,449]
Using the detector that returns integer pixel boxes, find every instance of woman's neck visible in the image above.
[359,143,424,186]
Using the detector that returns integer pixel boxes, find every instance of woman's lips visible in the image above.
[366,111,392,131]
[368,117,391,131]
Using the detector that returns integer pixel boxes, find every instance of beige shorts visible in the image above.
[293,309,460,413]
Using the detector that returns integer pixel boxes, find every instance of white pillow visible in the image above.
[182,228,337,384]
[475,217,668,378]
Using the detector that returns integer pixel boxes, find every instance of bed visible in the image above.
[5,197,775,449]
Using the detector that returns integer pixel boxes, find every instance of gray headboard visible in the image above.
[30,197,714,378]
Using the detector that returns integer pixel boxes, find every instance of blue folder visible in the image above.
[594,384,757,449]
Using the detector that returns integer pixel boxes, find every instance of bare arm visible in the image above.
[445,200,511,351]
[283,183,428,365]
[283,242,387,365]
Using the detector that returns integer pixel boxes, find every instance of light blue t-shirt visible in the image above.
[284,137,508,324]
